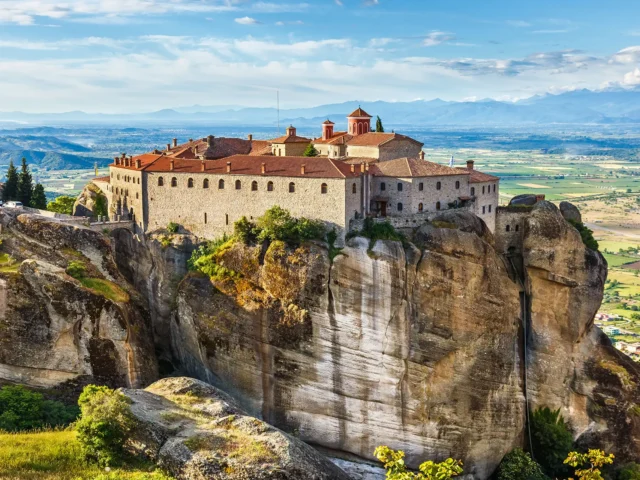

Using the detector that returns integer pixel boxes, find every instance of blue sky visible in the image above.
[1,0,640,112]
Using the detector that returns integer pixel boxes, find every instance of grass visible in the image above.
[0,429,172,480]
[603,253,637,267]
[76,278,130,303]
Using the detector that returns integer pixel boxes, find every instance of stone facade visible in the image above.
[471,180,499,229]
[108,164,144,228]
[495,206,531,255]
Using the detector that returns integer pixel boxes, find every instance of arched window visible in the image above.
[321,183,328,194]
[203,179,209,189]
[506,225,511,232]
[188,178,194,188]
[235,180,241,190]
[218,179,225,189]
[117,174,120,180]
[352,183,356,194]
[419,182,424,191]
[436,182,441,190]
[397,183,403,192]
[289,182,295,193]
[455,181,460,189]
[397,203,403,212]
[418,203,423,212]
[115,187,119,195]
[482,186,486,194]
[171,177,177,187]
[436,201,441,210]
[158,177,164,186]
[381,183,386,191]
[252,181,258,191]
[471,187,475,196]
[267,181,274,192]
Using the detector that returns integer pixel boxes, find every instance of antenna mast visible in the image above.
[277,90,280,135]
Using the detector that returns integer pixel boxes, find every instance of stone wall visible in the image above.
[109,167,144,230]
[495,206,531,254]
[471,180,499,232]
[346,145,379,159]
[272,143,308,157]
[145,171,358,240]
[378,138,423,161]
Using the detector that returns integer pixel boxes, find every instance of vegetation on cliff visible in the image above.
[47,195,76,215]
[66,260,130,303]
[568,219,599,251]
[530,407,573,478]
[0,385,77,432]
[374,446,463,480]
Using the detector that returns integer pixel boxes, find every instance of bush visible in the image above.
[66,260,87,279]
[564,449,614,480]
[47,196,76,215]
[618,463,640,480]
[234,216,259,244]
[75,385,136,467]
[530,407,573,478]
[0,385,78,432]
[374,446,463,480]
[497,449,548,480]
[252,206,325,246]
[93,194,108,218]
[166,222,179,234]
[568,219,599,251]
[188,235,238,280]
[349,217,404,248]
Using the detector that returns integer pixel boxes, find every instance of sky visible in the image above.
[1,0,640,113]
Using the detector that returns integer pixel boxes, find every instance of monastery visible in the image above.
[101,107,500,241]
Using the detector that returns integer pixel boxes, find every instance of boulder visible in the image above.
[73,182,108,218]
[509,194,538,206]
[123,377,351,480]
[559,201,582,224]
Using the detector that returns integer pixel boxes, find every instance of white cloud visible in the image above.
[507,20,531,27]
[623,68,640,86]
[0,36,129,50]
[423,31,456,47]
[335,0,343,5]
[611,46,640,64]
[369,38,397,48]
[235,16,261,25]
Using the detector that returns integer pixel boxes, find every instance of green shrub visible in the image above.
[374,446,463,480]
[188,235,238,280]
[75,385,136,467]
[0,385,78,432]
[349,217,404,248]
[234,216,259,244]
[166,222,179,234]
[530,407,573,478]
[93,194,108,218]
[47,195,76,215]
[618,463,640,480]
[497,449,548,480]
[568,219,599,251]
[66,260,87,279]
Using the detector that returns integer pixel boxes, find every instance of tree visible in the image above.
[303,143,319,157]
[497,449,548,480]
[75,385,136,467]
[93,193,108,218]
[564,449,614,480]
[31,183,47,209]
[0,384,77,432]
[374,446,463,480]
[16,157,33,207]
[530,407,574,478]
[376,115,384,132]
[2,160,18,201]
[47,195,76,215]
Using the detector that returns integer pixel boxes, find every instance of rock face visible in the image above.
[559,201,582,224]
[73,182,108,218]
[509,194,538,206]
[123,377,350,480]
[0,212,157,389]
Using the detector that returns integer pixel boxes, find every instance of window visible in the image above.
[381,183,386,191]
[321,183,328,194]
[225,214,229,225]
[482,206,486,214]
[352,183,356,194]
[482,186,486,194]
[203,179,209,189]
[136,193,139,199]
[515,225,520,232]
[418,203,423,212]
[436,182,441,190]
[471,187,475,196]
[204,213,207,224]
[397,203,403,211]
[455,181,460,189]
[397,183,403,192]
[158,177,164,186]
[419,182,424,191]
[115,188,119,194]
[289,182,295,193]
[436,201,441,210]
[171,177,177,187]
[252,181,258,191]
[267,181,274,192]
[506,225,511,232]
[235,180,241,190]
[493,184,496,193]
[188,178,194,188]
[488,205,492,213]
[218,179,225,189]
[117,174,120,180]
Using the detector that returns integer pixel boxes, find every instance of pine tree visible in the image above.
[17,157,33,207]
[375,116,384,133]
[2,160,18,202]
[31,183,47,209]
[303,143,319,157]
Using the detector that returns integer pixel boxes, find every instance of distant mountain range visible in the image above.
[4,87,640,127]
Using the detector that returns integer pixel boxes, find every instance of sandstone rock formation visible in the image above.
[0,211,157,389]
[559,200,583,224]
[122,376,350,480]
[73,182,108,218]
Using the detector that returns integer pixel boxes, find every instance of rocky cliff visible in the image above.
[0,211,157,390]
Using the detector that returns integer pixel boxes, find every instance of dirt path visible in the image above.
[587,223,640,240]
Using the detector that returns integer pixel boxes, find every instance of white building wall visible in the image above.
[471,180,499,232]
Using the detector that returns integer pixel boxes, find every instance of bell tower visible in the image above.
[347,106,372,136]
[322,119,335,140]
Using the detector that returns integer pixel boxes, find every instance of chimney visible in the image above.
[207,135,215,148]
[261,163,266,174]
[350,164,355,173]
[360,162,365,173]
[419,150,425,161]
[114,156,120,165]
[301,164,306,175]
[169,159,174,171]
[467,160,475,170]
[226,162,231,173]
[201,160,206,172]
[135,159,141,169]
[121,153,126,160]
[173,138,178,148]
[365,163,369,172]
[166,143,171,151]
[124,157,129,167]
[189,138,193,143]
[248,134,253,141]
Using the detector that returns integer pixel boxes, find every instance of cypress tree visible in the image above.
[375,116,384,133]
[17,157,33,207]
[303,143,319,157]
[3,160,18,202]
[31,184,47,209]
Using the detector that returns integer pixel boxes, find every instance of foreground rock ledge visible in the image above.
[123,377,350,480]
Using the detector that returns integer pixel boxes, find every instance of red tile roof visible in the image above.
[93,176,111,183]
[169,137,255,159]
[456,167,500,183]
[370,158,470,178]
[345,132,423,147]
[270,134,312,144]
[112,153,164,171]
[323,119,335,124]
[138,155,360,179]
[347,107,372,118]
[313,132,351,145]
